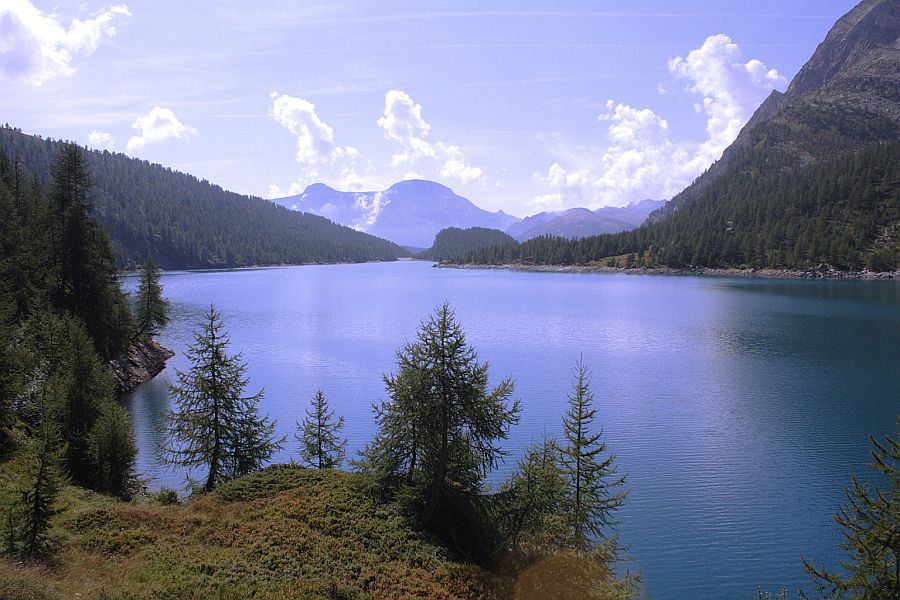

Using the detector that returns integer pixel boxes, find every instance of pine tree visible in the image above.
[498,436,569,557]
[560,359,625,551]
[88,403,137,498]
[49,144,131,358]
[360,303,520,526]
[297,390,346,469]
[163,306,281,492]
[804,422,899,599]
[19,424,65,558]
[132,257,169,340]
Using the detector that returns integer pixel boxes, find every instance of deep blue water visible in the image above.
[123,261,900,599]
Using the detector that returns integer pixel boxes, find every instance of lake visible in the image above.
[123,260,900,599]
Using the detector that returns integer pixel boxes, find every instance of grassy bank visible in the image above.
[0,462,505,599]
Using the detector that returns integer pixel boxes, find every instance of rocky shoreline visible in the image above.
[108,339,175,396]
[438,262,899,280]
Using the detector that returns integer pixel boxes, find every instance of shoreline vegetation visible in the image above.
[437,262,900,280]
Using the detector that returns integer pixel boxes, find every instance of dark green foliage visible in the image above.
[804,422,899,599]
[459,141,900,271]
[296,389,346,469]
[496,437,569,559]
[358,303,520,555]
[163,306,282,492]
[18,427,65,559]
[418,227,516,262]
[560,359,625,550]
[87,404,137,499]
[49,144,132,358]
[0,126,407,269]
[132,258,169,340]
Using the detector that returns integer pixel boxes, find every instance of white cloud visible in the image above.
[88,129,114,150]
[270,92,346,174]
[668,33,786,172]
[439,143,484,184]
[534,34,785,211]
[126,107,197,152]
[0,1,130,86]
[378,90,484,184]
[377,89,436,166]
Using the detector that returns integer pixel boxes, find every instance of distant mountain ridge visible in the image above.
[276,180,663,246]
[506,200,665,241]
[274,180,519,248]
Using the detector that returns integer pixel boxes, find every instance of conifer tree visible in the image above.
[88,404,137,498]
[804,422,899,599]
[498,436,569,556]
[361,303,520,526]
[49,144,131,357]
[560,359,625,551]
[133,257,169,340]
[19,423,65,558]
[163,306,281,492]
[297,390,346,469]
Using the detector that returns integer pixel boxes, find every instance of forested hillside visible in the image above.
[0,126,407,269]
[457,0,900,272]
[418,227,515,261]
[461,141,900,270]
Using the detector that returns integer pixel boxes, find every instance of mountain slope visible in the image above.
[507,200,665,241]
[461,0,900,271]
[654,0,900,221]
[0,127,407,269]
[275,179,520,247]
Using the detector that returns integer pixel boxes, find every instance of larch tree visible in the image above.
[359,302,520,529]
[297,389,346,469]
[804,421,899,599]
[560,358,626,551]
[49,144,131,358]
[133,257,169,340]
[163,306,281,492]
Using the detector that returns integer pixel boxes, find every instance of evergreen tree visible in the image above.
[132,257,169,340]
[560,359,625,551]
[360,303,520,528]
[19,424,65,558]
[48,143,131,357]
[804,421,899,599]
[163,306,281,492]
[297,390,346,469]
[498,436,569,558]
[87,404,137,498]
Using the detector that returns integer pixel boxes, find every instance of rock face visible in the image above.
[109,339,174,396]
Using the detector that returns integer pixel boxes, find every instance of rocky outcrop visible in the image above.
[109,339,174,396]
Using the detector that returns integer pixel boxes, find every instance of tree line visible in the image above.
[418,226,516,261]
[0,125,408,270]
[0,143,171,556]
[457,140,900,272]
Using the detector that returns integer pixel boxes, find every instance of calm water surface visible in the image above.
[123,261,900,599]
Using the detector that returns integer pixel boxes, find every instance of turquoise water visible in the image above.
[123,261,900,598]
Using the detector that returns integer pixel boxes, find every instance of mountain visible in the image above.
[0,127,407,269]
[654,0,900,221]
[506,200,666,241]
[460,0,900,271]
[274,179,520,247]
[418,227,516,261]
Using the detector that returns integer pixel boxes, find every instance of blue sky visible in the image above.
[1,0,858,217]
